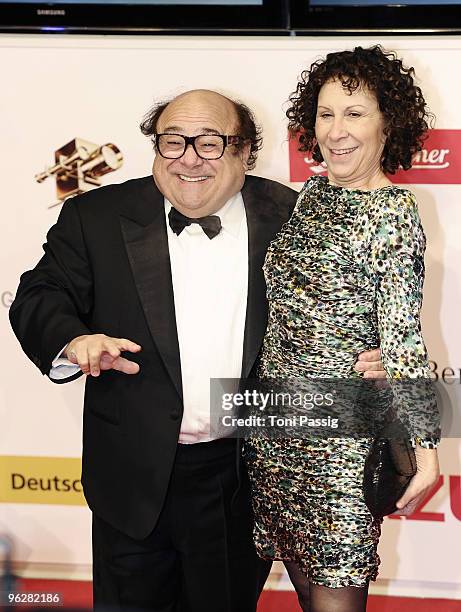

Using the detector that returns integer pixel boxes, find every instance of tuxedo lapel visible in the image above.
[119,178,182,400]
[241,176,291,379]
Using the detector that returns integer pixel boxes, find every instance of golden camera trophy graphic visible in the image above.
[35,138,123,204]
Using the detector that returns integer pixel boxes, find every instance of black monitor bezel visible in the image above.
[2,0,461,35]
[290,0,461,33]
[0,0,287,33]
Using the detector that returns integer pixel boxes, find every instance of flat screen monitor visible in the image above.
[0,0,286,33]
[290,0,461,32]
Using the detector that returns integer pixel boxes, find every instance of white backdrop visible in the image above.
[0,33,460,597]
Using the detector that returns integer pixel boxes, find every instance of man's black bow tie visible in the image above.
[168,207,222,240]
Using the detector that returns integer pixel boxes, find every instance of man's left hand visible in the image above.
[354,348,386,379]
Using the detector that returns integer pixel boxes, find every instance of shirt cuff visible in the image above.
[49,345,80,381]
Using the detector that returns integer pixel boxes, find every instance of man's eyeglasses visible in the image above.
[154,133,242,160]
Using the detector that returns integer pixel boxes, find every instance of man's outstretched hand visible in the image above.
[64,334,141,377]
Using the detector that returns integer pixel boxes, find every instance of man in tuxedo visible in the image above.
[10,89,383,612]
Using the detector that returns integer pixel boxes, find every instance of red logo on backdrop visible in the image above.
[289,129,461,184]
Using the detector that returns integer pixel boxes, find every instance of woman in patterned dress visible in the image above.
[244,46,440,611]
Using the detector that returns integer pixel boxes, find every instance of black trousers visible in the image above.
[92,438,272,612]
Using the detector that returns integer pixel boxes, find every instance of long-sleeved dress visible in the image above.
[244,175,438,588]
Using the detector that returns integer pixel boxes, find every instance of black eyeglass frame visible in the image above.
[153,133,242,160]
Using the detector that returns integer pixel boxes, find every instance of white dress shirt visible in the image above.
[51,193,249,444]
[167,194,248,443]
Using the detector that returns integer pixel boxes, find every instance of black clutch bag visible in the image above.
[363,421,417,518]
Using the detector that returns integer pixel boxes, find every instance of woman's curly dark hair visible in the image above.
[140,94,263,171]
[286,45,434,174]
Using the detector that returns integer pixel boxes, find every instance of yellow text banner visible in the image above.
[0,456,86,506]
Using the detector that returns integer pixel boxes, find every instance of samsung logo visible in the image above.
[37,8,66,15]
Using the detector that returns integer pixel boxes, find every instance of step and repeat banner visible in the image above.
[0,34,460,597]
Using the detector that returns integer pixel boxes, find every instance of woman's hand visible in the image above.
[393,446,440,516]
[354,348,386,379]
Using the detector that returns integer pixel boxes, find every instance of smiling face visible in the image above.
[315,79,389,190]
[153,90,250,218]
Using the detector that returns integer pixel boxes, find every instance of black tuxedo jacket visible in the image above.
[10,174,297,539]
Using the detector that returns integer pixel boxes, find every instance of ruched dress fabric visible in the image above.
[244,175,435,588]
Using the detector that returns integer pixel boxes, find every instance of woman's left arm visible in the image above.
[368,189,440,515]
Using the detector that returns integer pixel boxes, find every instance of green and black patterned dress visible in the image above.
[244,175,436,588]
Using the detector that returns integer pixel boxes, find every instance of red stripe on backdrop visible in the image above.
[14,579,461,611]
